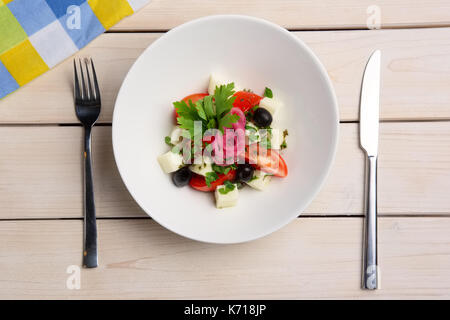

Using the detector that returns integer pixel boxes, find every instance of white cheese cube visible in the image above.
[245,170,272,191]
[270,128,282,150]
[189,162,213,176]
[215,184,239,209]
[260,97,283,116]
[208,74,223,95]
[169,126,183,145]
[208,74,236,95]
[157,151,183,173]
[245,122,260,145]
[246,122,258,130]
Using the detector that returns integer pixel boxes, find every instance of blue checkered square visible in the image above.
[44,0,86,19]
[58,1,105,49]
[7,0,57,36]
[0,60,19,99]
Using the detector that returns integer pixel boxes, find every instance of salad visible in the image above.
[157,74,288,209]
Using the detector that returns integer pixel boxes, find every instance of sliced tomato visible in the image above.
[232,91,262,113]
[174,93,209,121]
[189,169,236,192]
[183,93,209,104]
[245,145,288,177]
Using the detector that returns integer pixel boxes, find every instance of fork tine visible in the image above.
[84,58,94,101]
[90,58,101,102]
[73,60,81,101]
[79,59,87,100]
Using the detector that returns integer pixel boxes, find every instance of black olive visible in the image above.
[172,167,192,187]
[236,164,255,182]
[252,107,272,127]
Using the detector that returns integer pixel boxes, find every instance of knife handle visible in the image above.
[362,155,378,289]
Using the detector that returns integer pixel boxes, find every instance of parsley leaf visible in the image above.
[214,83,236,117]
[165,136,173,146]
[218,113,240,132]
[203,95,215,118]
[174,99,208,137]
[207,118,217,129]
[174,100,199,120]
[212,164,236,175]
[195,100,207,121]
[205,172,219,188]
[219,180,236,195]
[264,87,273,98]
[177,117,196,136]
[224,180,235,188]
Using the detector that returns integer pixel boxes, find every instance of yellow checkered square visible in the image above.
[0,40,49,86]
[88,0,133,30]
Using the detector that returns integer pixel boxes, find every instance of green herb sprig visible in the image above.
[218,180,236,195]
[173,83,241,140]
[264,87,273,98]
[212,163,237,175]
[205,172,219,188]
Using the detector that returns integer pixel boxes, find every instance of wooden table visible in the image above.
[1,0,450,299]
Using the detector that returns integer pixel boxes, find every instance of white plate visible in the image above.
[112,15,339,244]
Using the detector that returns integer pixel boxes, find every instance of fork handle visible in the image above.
[362,155,378,289]
[83,125,98,268]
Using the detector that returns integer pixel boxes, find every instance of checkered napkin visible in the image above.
[0,0,149,99]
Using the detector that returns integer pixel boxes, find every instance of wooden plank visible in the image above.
[0,122,449,219]
[1,28,450,123]
[111,0,450,31]
[0,34,156,124]
[301,28,450,121]
[0,126,143,219]
[1,217,450,299]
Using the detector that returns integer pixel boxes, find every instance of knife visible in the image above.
[360,50,381,290]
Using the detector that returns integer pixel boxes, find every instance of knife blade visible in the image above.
[360,50,381,290]
[360,50,380,156]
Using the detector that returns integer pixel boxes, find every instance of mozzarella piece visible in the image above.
[270,128,282,150]
[157,151,183,173]
[260,97,283,116]
[208,74,237,95]
[189,162,213,176]
[208,74,224,95]
[245,122,260,145]
[215,184,239,209]
[245,170,272,191]
[246,122,258,131]
[169,126,183,145]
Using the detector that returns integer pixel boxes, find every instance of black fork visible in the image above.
[74,58,101,268]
